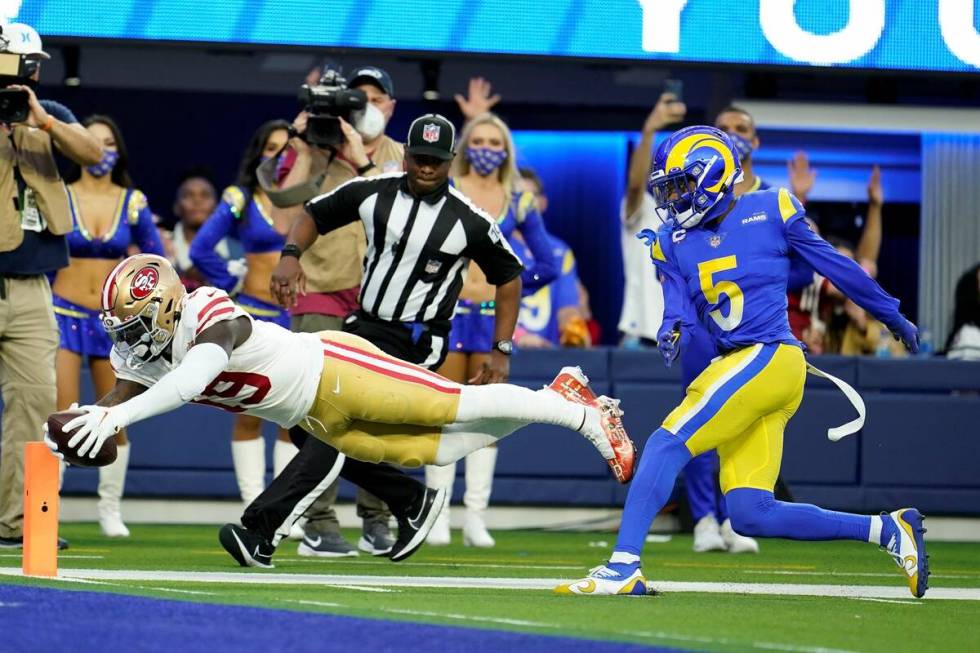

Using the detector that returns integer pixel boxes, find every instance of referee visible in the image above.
[226,114,524,565]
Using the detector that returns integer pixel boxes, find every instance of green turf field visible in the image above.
[2,523,979,652]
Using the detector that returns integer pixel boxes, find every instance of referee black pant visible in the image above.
[241,312,449,545]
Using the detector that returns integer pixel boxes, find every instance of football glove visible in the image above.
[64,405,126,458]
[889,315,919,354]
[657,320,682,368]
[41,422,65,462]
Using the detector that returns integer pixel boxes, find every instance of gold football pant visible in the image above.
[297,331,591,468]
[299,331,461,468]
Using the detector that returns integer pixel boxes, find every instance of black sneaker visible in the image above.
[390,486,446,562]
[358,520,394,556]
[297,531,358,558]
[218,523,275,568]
[0,535,69,550]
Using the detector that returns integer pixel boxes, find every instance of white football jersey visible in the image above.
[618,192,665,340]
[111,287,324,428]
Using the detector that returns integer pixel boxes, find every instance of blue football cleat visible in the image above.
[881,508,929,598]
[554,561,649,596]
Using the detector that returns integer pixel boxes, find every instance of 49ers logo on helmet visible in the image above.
[130,266,159,300]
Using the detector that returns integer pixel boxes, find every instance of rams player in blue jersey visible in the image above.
[556,126,928,598]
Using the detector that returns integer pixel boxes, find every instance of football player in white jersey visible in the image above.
[50,255,635,518]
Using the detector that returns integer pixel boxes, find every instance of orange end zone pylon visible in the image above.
[23,441,59,577]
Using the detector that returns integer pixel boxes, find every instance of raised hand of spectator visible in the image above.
[787,151,816,203]
[643,93,686,135]
[454,77,502,121]
[867,165,883,207]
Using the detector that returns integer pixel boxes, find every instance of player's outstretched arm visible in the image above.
[95,379,148,407]
[64,318,252,458]
[785,218,918,352]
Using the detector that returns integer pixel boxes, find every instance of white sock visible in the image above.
[868,514,883,545]
[273,439,299,478]
[434,419,524,465]
[231,438,266,505]
[455,384,587,432]
[610,551,640,565]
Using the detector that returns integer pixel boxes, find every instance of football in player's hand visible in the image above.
[46,410,118,467]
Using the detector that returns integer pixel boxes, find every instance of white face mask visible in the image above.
[353,103,385,141]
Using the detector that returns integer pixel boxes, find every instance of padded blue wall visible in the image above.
[27,351,978,516]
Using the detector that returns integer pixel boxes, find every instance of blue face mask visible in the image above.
[86,149,119,178]
[728,133,755,162]
[466,147,508,177]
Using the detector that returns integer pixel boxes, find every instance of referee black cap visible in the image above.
[406,114,456,161]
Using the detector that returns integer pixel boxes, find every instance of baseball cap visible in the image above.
[349,66,394,98]
[406,114,456,161]
[0,23,50,59]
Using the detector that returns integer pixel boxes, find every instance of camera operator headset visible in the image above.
[0,22,101,548]
[252,66,409,557]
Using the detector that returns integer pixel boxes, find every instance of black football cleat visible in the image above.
[390,486,446,562]
[219,523,275,569]
[0,536,69,550]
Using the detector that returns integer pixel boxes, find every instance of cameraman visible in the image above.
[0,23,100,548]
[261,67,404,558]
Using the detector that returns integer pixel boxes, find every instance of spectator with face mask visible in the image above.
[257,66,407,558]
[423,106,558,549]
[55,114,164,538]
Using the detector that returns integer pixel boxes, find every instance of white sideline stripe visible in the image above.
[3,567,977,601]
[848,597,922,606]
[0,555,104,559]
[742,569,979,580]
[274,557,583,571]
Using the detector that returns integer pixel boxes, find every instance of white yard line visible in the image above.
[3,567,977,601]
[0,555,104,559]
[275,558,582,571]
[847,597,922,606]
[742,569,978,580]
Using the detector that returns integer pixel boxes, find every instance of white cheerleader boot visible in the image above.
[98,442,130,537]
[462,447,497,548]
[424,462,456,545]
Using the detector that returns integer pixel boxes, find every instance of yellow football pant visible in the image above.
[662,343,805,493]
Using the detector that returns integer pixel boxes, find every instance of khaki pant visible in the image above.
[291,313,391,533]
[0,276,58,538]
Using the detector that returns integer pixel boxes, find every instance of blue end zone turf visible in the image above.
[0,584,678,653]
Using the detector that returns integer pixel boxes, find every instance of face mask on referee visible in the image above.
[466,147,507,177]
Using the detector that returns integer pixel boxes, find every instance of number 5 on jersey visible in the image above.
[698,255,743,331]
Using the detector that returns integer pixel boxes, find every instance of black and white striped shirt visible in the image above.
[305,172,523,325]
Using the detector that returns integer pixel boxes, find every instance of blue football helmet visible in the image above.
[648,126,743,228]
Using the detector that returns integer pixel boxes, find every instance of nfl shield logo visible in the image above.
[422,124,441,143]
[424,258,442,275]
[709,235,722,248]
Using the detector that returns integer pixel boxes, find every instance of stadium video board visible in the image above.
[7,0,980,73]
